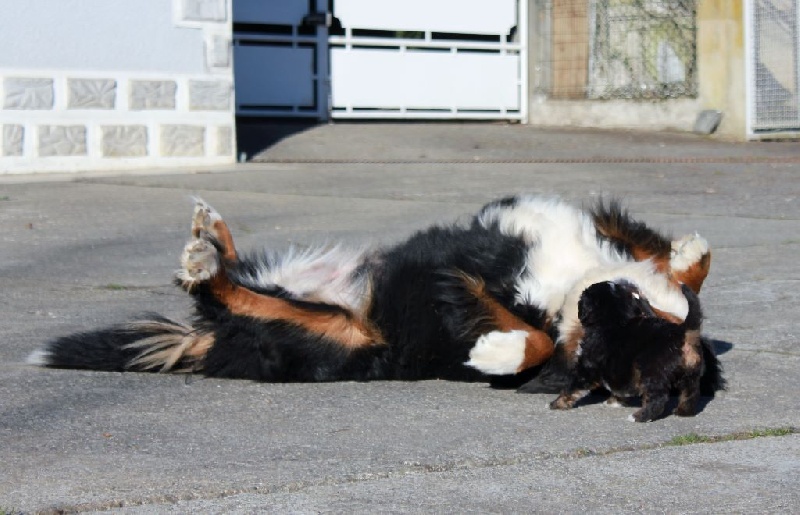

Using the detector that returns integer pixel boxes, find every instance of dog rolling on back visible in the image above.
[30,195,721,415]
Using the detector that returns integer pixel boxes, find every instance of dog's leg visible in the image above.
[674,329,704,416]
[191,198,238,262]
[549,375,596,410]
[177,208,383,350]
[630,384,669,422]
[462,278,554,375]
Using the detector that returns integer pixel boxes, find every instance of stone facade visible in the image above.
[102,126,148,157]
[182,0,227,22]
[2,125,24,156]
[1,0,234,173]
[4,78,54,110]
[216,125,233,156]
[189,80,232,110]
[68,79,116,109]
[38,126,87,157]
[130,80,178,110]
[161,125,206,157]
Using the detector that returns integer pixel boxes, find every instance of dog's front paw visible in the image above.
[629,407,662,423]
[673,403,698,417]
[465,330,528,376]
[549,394,574,410]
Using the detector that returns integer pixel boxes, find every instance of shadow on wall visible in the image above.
[235,118,320,161]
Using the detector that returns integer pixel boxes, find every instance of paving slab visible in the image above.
[1,124,798,513]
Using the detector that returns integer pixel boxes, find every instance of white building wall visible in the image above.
[0,0,236,174]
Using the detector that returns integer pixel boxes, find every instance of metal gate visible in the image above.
[233,0,330,119]
[329,0,526,120]
[746,0,800,135]
[232,0,526,121]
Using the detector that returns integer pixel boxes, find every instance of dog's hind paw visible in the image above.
[191,197,223,238]
[176,238,220,291]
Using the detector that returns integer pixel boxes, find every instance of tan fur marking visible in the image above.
[651,307,684,325]
[191,203,238,262]
[672,251,711,294]
[211,219,238,262]
[682,329,702,369]
[124,323,215,372]
[209,271,383,349]
[562,326,585,365]
[462,275,554,371]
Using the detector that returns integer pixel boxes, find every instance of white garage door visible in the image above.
[330,0,526,120]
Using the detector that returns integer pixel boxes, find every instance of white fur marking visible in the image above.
[26,349,51,366]
[627,414,637,423]
[247,245,372,313]
[479,196,627,317]
[465,330,528,375]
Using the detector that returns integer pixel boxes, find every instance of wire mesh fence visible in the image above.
[750,0,799,132]
[531,0,697,100]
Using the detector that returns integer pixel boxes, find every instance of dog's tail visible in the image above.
[28,315,213,374]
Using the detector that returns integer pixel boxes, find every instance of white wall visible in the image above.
[0,0,236,174]
[0,0,206,73]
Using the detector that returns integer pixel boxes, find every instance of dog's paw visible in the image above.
[191,197,224,239]
[670,233,709,272]
[605,396,626,408]
[549,394,573,410]
[176,238,220,290]
[465,330,528,376]
[673,403,698,417]
[629,408,660,423]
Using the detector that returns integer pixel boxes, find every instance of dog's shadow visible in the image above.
[709,338,734,355]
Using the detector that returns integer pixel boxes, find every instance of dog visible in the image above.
[548,280,723,422]
[29,195,721,409]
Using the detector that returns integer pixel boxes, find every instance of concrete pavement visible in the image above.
[1,124,798,513]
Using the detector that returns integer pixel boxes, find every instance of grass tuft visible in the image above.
[100,284,131,291]
[667,426,796,447]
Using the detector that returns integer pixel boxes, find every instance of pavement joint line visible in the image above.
[36,427,798,514]
[255,157,800,165]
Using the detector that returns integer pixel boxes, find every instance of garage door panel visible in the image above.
[334,0,516,36]
[332,49,519,110]
[234,45,316,107]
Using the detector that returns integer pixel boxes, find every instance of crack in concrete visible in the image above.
[37,427,797,514]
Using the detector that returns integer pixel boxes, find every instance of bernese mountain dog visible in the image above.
[29,195,723,419]
[549,280,722,421]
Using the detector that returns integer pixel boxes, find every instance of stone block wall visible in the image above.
[1,0,235,173]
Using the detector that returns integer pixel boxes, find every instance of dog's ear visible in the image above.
[578,282,607,325]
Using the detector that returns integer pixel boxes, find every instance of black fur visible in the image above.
[550,281,723,421]
[41,314,192,372]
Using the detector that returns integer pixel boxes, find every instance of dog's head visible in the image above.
[578,280,656,328]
